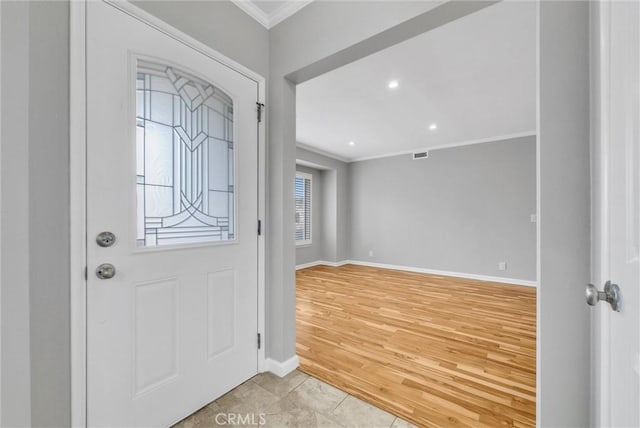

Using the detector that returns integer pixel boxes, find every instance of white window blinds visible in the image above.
[295,172,312,244]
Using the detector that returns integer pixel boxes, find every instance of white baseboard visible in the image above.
[344,260,538,287]
[296,259,538,287]
[264,355,299,378]
[295,261,324,270]
[295,260,349,270]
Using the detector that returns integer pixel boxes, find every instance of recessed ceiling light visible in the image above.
[387,80,399,89]
[429,123,438,131]
[348,141,356,146]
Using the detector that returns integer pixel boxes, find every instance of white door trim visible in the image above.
[534,1,542,421]
[0,2,3,423]
[591,1,611,425]
[69,1,267,425]
[590,1,640,425]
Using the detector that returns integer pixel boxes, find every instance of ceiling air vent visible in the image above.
[412,151,429,160]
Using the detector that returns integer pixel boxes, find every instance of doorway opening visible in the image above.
[293,2,538,426]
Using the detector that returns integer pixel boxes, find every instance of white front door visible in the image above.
[86,2,260,426]
[594,1,640,426]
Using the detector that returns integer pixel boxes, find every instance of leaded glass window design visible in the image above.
[136,60,235,247]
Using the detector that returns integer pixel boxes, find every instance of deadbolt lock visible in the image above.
[96,231,116,247]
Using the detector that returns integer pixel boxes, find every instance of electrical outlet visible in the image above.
[369,250,374,257]
[498,262,507,271]
[530,214,537,223]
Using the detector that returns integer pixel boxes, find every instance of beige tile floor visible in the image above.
[173,370,416,428]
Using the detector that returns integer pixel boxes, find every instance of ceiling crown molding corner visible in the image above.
[296,142,352,163]
[269,0,315,28]
[230,0,314,29]
[230,0,270,29]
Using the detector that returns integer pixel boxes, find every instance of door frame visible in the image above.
[591,1,611,425]
[591,0,639,425]
[69,1,267,425]
[0,3,3,424]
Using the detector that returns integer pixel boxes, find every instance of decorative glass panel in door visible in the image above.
[136,59,235,247]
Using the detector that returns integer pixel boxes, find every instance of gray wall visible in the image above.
[349,137,536,281]
[131,1,269,78]
[284,4,592,423]
[28,2,71,426]
[1,2,32,426]
[296,147,350,264]
[1,1,268,426]
[0,1,592,426]
[2,2,71,427]
[295,165,323,265]
[538,1,591,425]
[268,1,441,363]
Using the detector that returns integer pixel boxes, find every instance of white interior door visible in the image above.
[594,1,640,426]
[86,2,260,426]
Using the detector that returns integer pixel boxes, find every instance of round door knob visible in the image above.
[585,281,621,312]
[96,263,116,280]
[585,283,600,306]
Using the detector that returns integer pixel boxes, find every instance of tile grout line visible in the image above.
[288,372,310,394]
[297,371,400,427]
[294,374,350,426]
[331,393,350,413]
[289,374,310,393]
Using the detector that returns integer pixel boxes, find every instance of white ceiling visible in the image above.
[296,1,536,162]
[230,0,313,28]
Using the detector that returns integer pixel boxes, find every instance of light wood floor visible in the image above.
[296,264,536,428]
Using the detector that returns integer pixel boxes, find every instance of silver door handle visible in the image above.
[586,281,621,312]
[96,263,116,280]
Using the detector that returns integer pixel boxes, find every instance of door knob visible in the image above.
[586,281,621,312]
[96,263,116,280]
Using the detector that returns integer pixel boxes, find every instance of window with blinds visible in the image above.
[295,172,312,245]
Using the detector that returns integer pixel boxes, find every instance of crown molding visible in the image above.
[230,0,269,28]
[349,131,538,163]
[230,0,314,29]
[297,131,536,164]
[269,0,314,27]
[296,142,351,163]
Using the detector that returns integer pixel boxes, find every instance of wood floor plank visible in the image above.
[296,264,536,427]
